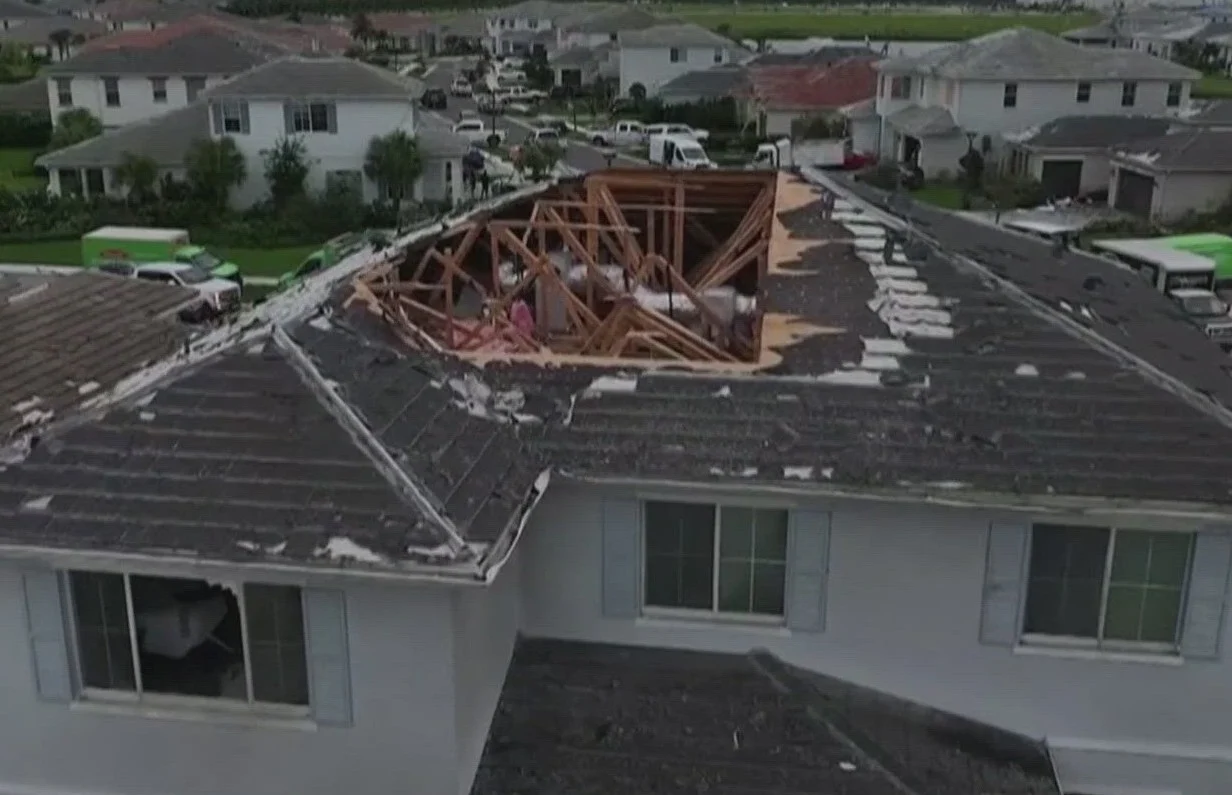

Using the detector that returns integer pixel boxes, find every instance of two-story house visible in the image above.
[0,0,51,30]
[38,57,466,205]
[871,27,1198,179]
[4,167,1232,795]
[618,22,750,98]
[484,0,564,56]
[555,4,658,51]
[42,16,292,129]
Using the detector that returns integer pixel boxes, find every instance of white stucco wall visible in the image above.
[619,44,736,97]
[517,482,1232,795]
[48,74,230,128]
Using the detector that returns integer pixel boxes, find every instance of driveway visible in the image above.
[423,62,646,173]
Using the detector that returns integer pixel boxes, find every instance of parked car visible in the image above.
[643,123,709,143]
[94,261,242,319]
[453,118,506,145]
[590,120,645,147]
[526,127,562,146]
[477,92,505,114]
[420,89,447,110]
[506,85,547,103]
[450,78,473,97]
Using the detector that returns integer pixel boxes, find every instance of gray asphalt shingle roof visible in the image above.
[494,0,567,21]
[1113,128,1232,173]
[206,56,416,100]
[1185,99,1232,126]
[885,105,958,137]
[45,29,289,76]
[1010,115,1175,150]
[0,16,106,44]
[0,0,51,18]
[37,103,208,168]
[569,5,659,33]
[620,22,736,49]
[657,65,747,98]
[877,27,1199,81]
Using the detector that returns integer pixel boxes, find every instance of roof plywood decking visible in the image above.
[355,169,780,370]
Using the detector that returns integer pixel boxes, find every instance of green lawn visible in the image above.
[1195,75,1232,99]
[911,184,965,210]
[0,239,316,279]
[0,148,45,192]
[669,9,1096,41]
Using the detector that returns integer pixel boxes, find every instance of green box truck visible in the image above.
[82,226,243,286]
[276,230,389,291]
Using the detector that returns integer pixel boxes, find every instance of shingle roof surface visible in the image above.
[1185,98,1232,126]
[569,5,659,33]
[1113,128,1232,172]
[621,22,737,49]
[1013,115,1174,149]
[657,65,746,98]
[46,22,291,75]
[206,56,416,99]
[37,103,208,168]
[877,26,1198,81]
[471,639,1060,795]
[748,56,877,111]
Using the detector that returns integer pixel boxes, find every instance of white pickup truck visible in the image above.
[590,120,645,147]
[453,118,506,145]
[644,123,709,143]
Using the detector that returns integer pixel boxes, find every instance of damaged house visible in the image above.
[1,168,1232,795]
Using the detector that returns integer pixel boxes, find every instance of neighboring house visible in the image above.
[873,27,1199,178]
[0,16,106,62]
[750,45,875,67]
[1003,114,1174,198]
[42,16,293,128]
[1108,127,1232,219]
[555,4,657,50]
[0,77,49,113]
[484,0,566,56]
[4,166,1232,795]
[549,42,616,88]
[38,57,468,206]
[618,22,750,97]
[656,63,746,106]
[0,0,51,30]
[1061,8,1182,48]
[743,56,877,138]
[362,12,439,54]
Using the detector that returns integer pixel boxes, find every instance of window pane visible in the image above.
[1139,589,1183,644]
[718,560,751,612]
[1103,584,1146,641]
[753,510,789,561]
[644,555,681,608]
[1111,532,1150,582]
[1146,533,1192,587]
[69,571,136,691]
[245,585,309,705]
[679,554,714,610]
[751,562,786,615]
[719,508,754,559]
[1024,525,1108,637]
[645,501,714,555]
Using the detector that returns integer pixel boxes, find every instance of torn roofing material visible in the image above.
[0,271,196,441]
[471,639,1060,795]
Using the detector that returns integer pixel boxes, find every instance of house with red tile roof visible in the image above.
[360,12,440,53]
[742,56,878,139]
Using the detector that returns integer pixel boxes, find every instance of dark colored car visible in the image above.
[420,89,447,110]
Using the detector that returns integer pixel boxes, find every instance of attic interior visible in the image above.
[352,169,778,364]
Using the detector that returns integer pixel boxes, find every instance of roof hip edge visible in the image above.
[271,326,468,556]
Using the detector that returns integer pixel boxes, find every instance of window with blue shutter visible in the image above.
[601,498,641,618]
[302,588,353,726]
[22,570,73,702]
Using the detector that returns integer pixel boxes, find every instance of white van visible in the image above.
[648,134,713,170]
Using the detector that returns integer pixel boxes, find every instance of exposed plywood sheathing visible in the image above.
[354,169,779,367]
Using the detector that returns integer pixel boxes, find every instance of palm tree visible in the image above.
[185,137,246,209]
[351,13,374,48]
[113,151,159,204]
[48,28,72,61]
[364,130,422,221]
[49,108,102,150]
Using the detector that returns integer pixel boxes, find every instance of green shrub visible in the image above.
[0,111,51,148]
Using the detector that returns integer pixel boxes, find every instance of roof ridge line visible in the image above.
[809,169,1232,434]
[271,326,468,557]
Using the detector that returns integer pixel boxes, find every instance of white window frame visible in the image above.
[55,77,72,107]
[639,498,790,626]
[63,571,311,719]
[889,76,911,99]
[1166,81,1182,107]
[1020,525,1194,655]
[292,102,331,133]
[1121,80,1138,107]
[102,76,120,107]
[220,101,244,133]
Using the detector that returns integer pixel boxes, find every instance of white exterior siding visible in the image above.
[560,30,616,50]
[619,44,734,97]
[951,78,1189,135]
[49,74,230,127]
[517,482,1232,795]
[1109,163,1232,220]
[221,98,418,208]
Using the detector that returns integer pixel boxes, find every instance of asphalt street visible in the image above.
[422,63,646,172]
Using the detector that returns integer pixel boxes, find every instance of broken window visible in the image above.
[67,572,309,707]
[643,501,789,619]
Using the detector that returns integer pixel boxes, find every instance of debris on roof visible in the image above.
[1111,128,1232,173]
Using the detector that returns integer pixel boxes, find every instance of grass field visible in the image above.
[0,148,45,191]
[1195,75,1232,99]
[0,239,317,278]
[669,9,1097,40]
[911,184,965,210]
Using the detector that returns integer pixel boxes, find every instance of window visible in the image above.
[643,501,789,619]
[1076,81,1091,103]
[713,47,723,63]
[669,47,681,63]
[85,168,104,195]
[1023,524,1193,649]
[1167,81,1182,107]
[150,76,167,103]
[889,76,912,99]
[1003,82,1018,108]
[102,76,119,107]
[290,101,333,133]
[220,101,245,133]
[609,31,617,42]
[527,18,537,28]
[59,168,82,196]
[185,75,206,102]
[67,572,310,708]
[1121,80,1137,107]
[54,77,72,107]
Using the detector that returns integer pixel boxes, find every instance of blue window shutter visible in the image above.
[979,520,1029,646]
[283,102,295,134]
[786,509,831,632]
[210,102,223,135]
[1180,528,1232,660]
[601,498,640,618]
[302,588,353,726]
[22,570,72,702]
